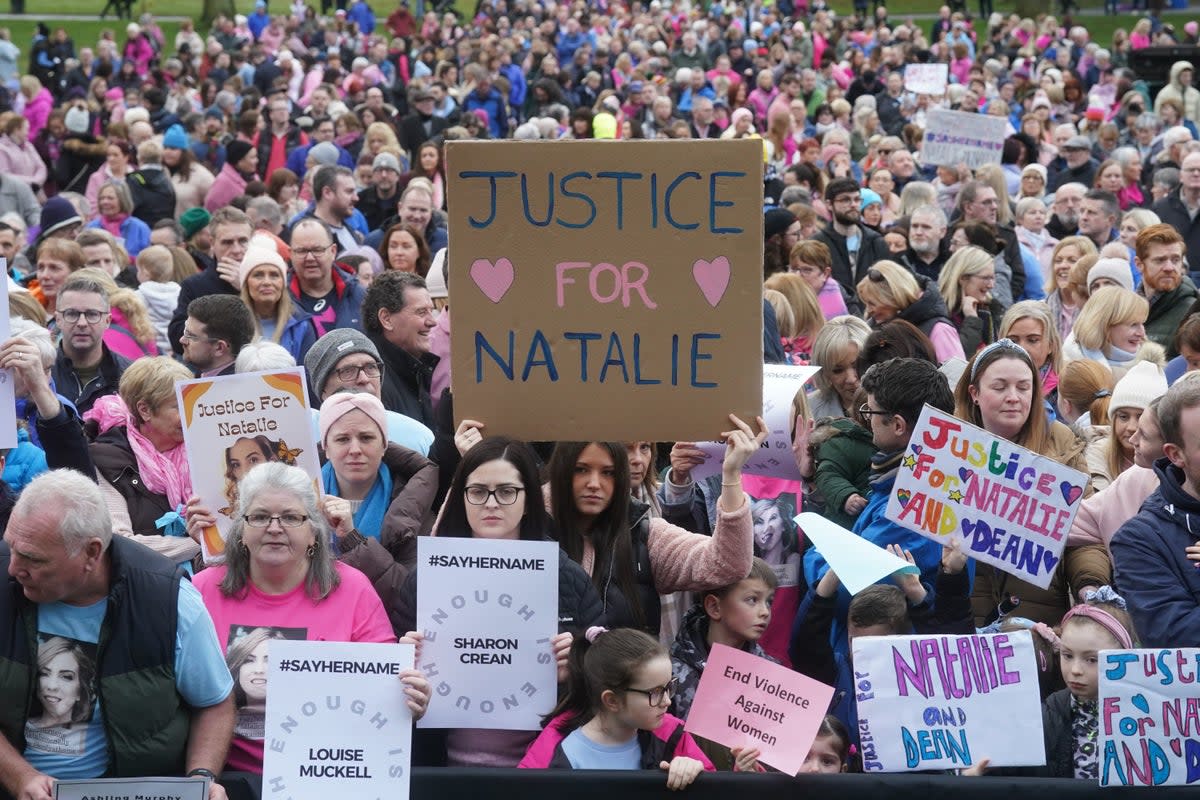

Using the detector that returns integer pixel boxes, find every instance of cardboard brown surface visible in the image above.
[446,139,764,442]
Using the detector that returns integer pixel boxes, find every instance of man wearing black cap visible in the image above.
[17,197,82,269]
[398,85,448,156]
[813,178,892,294]
[1049,135,1099,192]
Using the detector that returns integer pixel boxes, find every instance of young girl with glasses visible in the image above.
[520,627,720,785]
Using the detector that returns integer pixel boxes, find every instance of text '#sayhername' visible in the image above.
[427,555,546,570]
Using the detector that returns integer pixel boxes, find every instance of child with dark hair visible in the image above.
[790,543,973,746]
[802,357,959,659]
[670,558,778,770]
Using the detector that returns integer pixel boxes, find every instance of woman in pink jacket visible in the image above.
[1068,396,1163,551]
[0,116,48,192]
[19,76,54,140]
[121,23,155,75]
[545,415,765,635]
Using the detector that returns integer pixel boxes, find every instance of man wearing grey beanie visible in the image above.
[304,328,434,456]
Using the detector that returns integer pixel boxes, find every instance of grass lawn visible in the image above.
[0,0,1193,64]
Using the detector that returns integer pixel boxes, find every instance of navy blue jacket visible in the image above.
[1111,457,1200,648]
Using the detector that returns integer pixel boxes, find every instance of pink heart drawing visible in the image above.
[470,258,515,304]
[1060,482,1083,505]
[692,256,731,308]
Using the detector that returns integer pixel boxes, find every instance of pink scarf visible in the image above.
[85,394,193,508]
[100,213,127,238]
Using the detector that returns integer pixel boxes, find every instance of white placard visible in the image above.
[263,640,413,800]
[55,777,208,800]
[692,364,819,482]
[921,109,1007,169]
[853,631,1045,771]
[416,537,560,730]
[0,266,15,449]
[1099,648,1200,787]
[884,404,1084,590]
[904,64,949,95]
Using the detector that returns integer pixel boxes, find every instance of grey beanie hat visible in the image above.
[304,329,383,399]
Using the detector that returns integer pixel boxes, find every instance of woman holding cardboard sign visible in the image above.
[545,414,766,635]
[954,340,1112,628]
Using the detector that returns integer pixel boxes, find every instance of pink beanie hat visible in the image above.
[318,392,388,447]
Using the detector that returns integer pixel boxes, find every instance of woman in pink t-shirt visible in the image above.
[192,462,431,774]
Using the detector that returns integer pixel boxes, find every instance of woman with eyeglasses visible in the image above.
[237,235,318,363]
[389,435,603,767]
[855,260,965,365]
[954,340,1110,628]
[193,462,431,776]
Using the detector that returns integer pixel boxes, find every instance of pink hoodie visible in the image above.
[518,712,714,770]
[1067,464,1158,550]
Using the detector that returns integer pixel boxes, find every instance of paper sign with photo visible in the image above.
[177,368,321,562]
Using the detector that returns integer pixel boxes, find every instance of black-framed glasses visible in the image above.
[859,403,895,418]
[626,677,680,706]
[243,513,309,528]
[334,361,384,382]
[464,485,524,506]
[58,308,109,325]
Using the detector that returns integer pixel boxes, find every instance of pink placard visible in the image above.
[683,643,834,775]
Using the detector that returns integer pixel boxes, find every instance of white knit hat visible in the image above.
[1109,360,1168,413]
[238,236,288,287]
[1087,258,1134,293]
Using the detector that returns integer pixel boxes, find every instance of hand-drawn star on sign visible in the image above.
[901,454,917,469]
[948,490,964,503]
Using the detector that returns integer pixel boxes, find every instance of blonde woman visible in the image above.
[807,315,871,419]
[1044,236,1098,340]
[1015,196,1058,277]
[765,272,825,365]
[938,246,1001,355]
[1000,300,1064,404]
[237,238,316,363]
[856,260,964,364]
[72,267,157,358]
[1118,208,1160,250]
[974,164,1015,227]
[363,121,404,163]
[1057,359,1115,431]
[1063,286,1161,379]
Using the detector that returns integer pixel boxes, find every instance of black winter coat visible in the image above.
[895,279,956,342]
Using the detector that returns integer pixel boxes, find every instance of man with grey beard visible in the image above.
[900,205,949,283]
[1046,182,1086,240]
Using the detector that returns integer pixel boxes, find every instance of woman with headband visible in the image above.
[954,340,1112,628]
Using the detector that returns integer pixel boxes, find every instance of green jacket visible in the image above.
[813,418,877,530]
[1144,276,1197,360]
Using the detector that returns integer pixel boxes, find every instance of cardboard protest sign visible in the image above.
[684,643,834,774]
[0,266,16,450]
[904,64,949,95]
[795,512,918,595]
[885,405,1085,589]
[55,777,208,800]
[263,641,414,800]
[446,140,764,442]
[853,632,1045,771]
[692,364,820,482]
[921,109,1007,169]
[1099,648,1200,786]
[416,537,559,730]
[177,369,321,562]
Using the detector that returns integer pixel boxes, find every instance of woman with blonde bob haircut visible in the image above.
[765,272,824,364]
[938,245,1001,355]
[807,315,871,419]
[1043,235,1098,340]
[1063,286,1158,379]
[1000,301,1063,403]
[857,260,964,364]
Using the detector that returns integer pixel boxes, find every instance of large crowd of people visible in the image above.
[1,0,1200,796]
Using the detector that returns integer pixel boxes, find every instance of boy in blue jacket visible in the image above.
[801,357,957,657]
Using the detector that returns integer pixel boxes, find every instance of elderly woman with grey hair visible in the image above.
[192,462,431,775]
